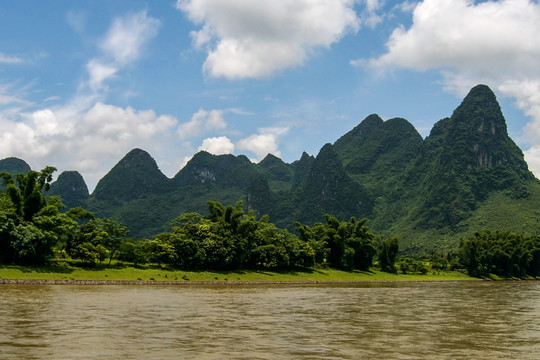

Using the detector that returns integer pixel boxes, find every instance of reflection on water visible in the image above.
[0,281,539,359]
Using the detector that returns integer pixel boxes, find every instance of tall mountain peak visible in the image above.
[444,84,527,172]
[451,84,507,138]
[399,84,535,230]
[92,148,169,201]
[334,114,383,146]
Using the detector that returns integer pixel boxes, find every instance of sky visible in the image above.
[1,0,540,191]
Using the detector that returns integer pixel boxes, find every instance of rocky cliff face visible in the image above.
[443,84,528,173]
[173,151,255,188]
[392,85,535,230]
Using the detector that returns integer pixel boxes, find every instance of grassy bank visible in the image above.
[0,261,475,283]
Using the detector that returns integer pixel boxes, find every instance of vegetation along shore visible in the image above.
[1,164,539,282]
[1,86,540,281]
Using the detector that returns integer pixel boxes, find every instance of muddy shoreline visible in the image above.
[0,278,483,286]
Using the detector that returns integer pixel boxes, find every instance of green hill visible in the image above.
[48,171,89,209]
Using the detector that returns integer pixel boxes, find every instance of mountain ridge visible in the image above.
[2,84,538,252]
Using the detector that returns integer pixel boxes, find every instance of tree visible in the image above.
[68,218,128,265]
[0,167,74,264]
[379,237,399,273]
[295,216,377,270]
[1,166,56,221]
[458,231,540,278]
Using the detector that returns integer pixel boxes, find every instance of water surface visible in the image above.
[1,281,539,359]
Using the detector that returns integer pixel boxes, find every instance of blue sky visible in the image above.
[1,0,540,190]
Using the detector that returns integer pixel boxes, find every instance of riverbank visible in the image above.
[0,262,476,284]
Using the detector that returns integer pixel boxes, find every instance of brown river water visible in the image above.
[1,281,539,359]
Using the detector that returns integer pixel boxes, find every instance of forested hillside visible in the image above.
[2,85,538,253]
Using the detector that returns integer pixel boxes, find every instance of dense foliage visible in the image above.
[0,168,129,265]
[115,202,400,272]
[459,231,540,278]
[295,215,378,270]
[1,167,74,264]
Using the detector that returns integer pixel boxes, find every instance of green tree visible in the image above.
[295,216,377,270]
[379,237,399,273]
[68,218,128,264]
[0,167,77,264]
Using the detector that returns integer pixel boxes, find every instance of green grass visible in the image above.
[0,262,475,283]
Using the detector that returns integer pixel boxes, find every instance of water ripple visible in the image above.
[0,282,538,359]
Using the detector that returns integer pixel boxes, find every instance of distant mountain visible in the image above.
[297,143,373,223]
[256,153,294,191]
[6,84,538,252]
[333,114,423,196]
[92,148,170,202]
[173,151,255,189]
[0,157,32,190]
[48,171,89,209]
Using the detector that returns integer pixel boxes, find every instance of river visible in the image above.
[1,281,539,359]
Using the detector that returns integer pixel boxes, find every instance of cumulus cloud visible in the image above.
[0,102,178,190]
[198,136,235,155]
[236,126,289,161]
[354,0,540,177]
[177,108,227,139]
[176,0,359,79]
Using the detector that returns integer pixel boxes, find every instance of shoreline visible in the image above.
[0,278,483,286]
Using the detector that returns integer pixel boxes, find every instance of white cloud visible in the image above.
[524,146,540,179]
[361,0,384,28]
[100,10,161,65]
[236,126,289,161]
[363,0,540,78]
[86,60,118,91]
[32,109,69,137]
[198,136,235,155]
[176,0,359,79]
[0,94,28,105]
[0,52,22,64]
[355,0,540,178]
[83,103,177,140]
[0,101,178,190]
[85,10,160,91]
[177,108,227,139]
